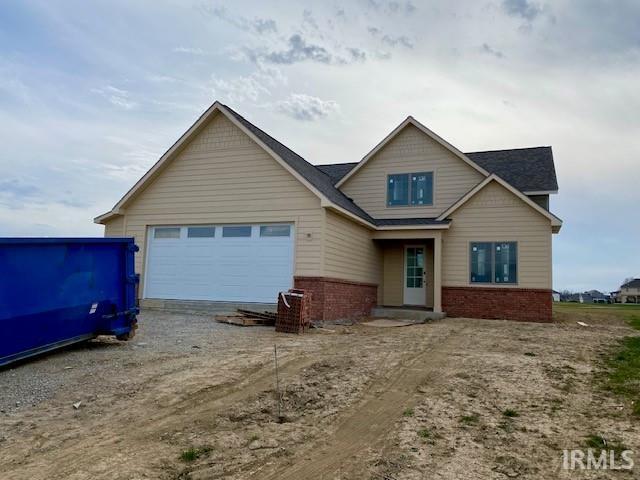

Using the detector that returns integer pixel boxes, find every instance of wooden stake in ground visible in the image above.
[274,344,283,421]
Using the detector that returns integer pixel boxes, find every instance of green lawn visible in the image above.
[556,302,640,417]
[553,302,640,328]
[554,302,640,313]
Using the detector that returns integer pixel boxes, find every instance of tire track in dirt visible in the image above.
[249,325,470,480]
[0,352,329,480]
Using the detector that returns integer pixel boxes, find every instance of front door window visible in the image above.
[404,246,426,305]
[406,247,424,288]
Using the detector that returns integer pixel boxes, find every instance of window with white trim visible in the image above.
[260,225,291,237]
[222,226,252,237]
[154,227,180,239]
[187,226,215,238]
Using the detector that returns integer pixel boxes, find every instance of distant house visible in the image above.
[564,293,585,303]
[552,290,560,302]
[618,279,640,304]
[610,290,620,303]
[564,291,608,304]
[586,290,608,303]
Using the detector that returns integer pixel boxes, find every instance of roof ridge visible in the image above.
[466,146,551,154]
[221,103,313,166]
[315,161,359,167]
[221,103,376,224]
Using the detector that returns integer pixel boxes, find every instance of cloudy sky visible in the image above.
[1,0,638,292]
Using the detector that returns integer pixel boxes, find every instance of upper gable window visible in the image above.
[410,172,433,206]
[387,172,433,207]
[387,174,409,206]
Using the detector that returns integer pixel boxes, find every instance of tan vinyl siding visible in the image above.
[442,181,552,289]
[341,124,484,218]
[323,210,382,285]
[382,242,403,305]
[103,215,124,236]
[112,113,323,290]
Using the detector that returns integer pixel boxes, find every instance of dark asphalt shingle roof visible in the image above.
[466,147,558,192]
[224,105,558,227]
[223,105,375,225]
[375,218,450,226]
[622,279,640,289]
[316,162,358,184]
[316,147,558,193]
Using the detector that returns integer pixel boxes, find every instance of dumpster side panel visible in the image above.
[0,238,138,366]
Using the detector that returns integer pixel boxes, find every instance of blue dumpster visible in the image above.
[0,237,139,367]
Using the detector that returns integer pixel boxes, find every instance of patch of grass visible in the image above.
[602,337,640,416]
[584,434,628,455]
[417,428,430,438]
[460,413,480,425]
[402,408,414,417]
[502,408,520,418]
[498,420,515,433]
[626,314,640,331]
[180,446,211,463]
[248,434,260,443]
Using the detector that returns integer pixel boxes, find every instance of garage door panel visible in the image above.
[145,224,293,303]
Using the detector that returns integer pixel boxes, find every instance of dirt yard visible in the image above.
[1,306,638,479]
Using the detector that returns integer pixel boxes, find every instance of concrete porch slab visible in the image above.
[362,319,414,328]
[371,306,446,323]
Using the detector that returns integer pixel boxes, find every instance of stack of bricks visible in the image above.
[276,288,312,334]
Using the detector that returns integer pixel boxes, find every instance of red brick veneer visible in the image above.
[442,286,552,322]
[293,276,378,322]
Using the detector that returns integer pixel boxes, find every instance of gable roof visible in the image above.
[335,116,490,187]
[315,147,558,194]
[94,101,378,227]
[622,279,640,289]
[466,147,558,193]
[95,102,560,233]
[436,174,562,232]
[316,162,358,184]
[222,105,376,225]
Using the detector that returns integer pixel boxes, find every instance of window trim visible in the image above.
[469,241,518,285]
[386,171,434,207]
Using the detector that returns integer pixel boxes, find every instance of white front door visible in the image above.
[403,245,426,306]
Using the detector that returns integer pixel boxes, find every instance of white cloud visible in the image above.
[274,93,339,121]
[91,85,138,110]
[172,46,206,55]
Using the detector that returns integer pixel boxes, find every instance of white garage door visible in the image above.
[144,224,294,303]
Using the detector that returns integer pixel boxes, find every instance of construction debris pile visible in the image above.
[215,308,276,327]
[214,289,312,334]
[275,289,312,334]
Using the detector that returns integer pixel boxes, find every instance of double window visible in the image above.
[470,242,518,284]
[387,172,433,207]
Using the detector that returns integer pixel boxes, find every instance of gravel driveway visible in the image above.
[0,311,271,413]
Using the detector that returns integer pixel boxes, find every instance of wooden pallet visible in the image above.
[215,314,275,327]
[236,308,277,321]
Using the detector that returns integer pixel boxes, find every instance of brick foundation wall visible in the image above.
[293,276,378,322]
[442,286,552,322]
